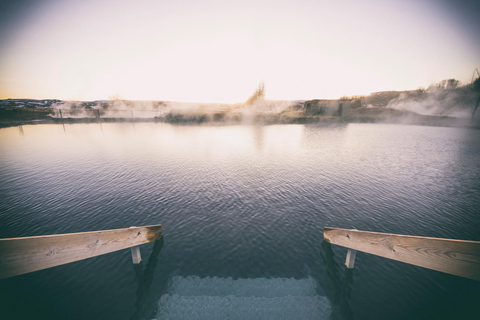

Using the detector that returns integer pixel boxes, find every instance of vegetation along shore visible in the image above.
[1,77,479,129]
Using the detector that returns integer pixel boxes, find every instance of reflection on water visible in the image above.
[131,237,164,320]
[1,122,305,155]
[0,123,479,320]
[320,241,353,320]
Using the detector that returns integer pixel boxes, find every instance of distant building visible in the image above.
[304,99,351,116]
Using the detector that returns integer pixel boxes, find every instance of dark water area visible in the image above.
[0,123,479,320]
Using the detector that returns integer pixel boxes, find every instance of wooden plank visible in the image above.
[324,227,480,281]
[0,225,162,279]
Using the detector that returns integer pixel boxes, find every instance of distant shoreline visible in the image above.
[1,108,478,130]
[1,96,478,130]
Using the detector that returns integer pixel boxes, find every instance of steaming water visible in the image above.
[0,123,479,320]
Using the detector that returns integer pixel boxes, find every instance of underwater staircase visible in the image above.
[157,276,332,320]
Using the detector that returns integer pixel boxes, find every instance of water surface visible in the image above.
[0,123,479,319]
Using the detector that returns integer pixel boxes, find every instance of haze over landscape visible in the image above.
[1,0,479,103]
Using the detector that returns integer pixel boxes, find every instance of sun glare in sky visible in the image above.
[0,0,479,103]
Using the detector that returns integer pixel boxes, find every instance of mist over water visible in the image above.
[0,123,479,320]
[386,85,474,118]
[49,99,300,121]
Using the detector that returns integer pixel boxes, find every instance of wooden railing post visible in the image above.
[345,249,356,269]
[131,246,142,264]
[129,226,142,264]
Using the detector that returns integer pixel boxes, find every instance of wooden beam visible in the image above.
[324,227,480,281]
[0,225,162,279]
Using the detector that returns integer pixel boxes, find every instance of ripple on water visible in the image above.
[0,123,479,320]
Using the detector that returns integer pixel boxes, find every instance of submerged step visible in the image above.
[158,294,331,320]
[167,276,318,297]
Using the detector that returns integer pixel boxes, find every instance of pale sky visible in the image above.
[0,0,479,103]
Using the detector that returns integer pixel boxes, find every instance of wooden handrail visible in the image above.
[324,227,480,281]
[0,225,162,280]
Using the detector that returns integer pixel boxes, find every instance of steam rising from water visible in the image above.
[387,87,472,118]
[50,99,301,122]
[51,100,168,118]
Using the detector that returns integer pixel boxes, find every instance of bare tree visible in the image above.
[446,79,460,90]
[245,82,265,105]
